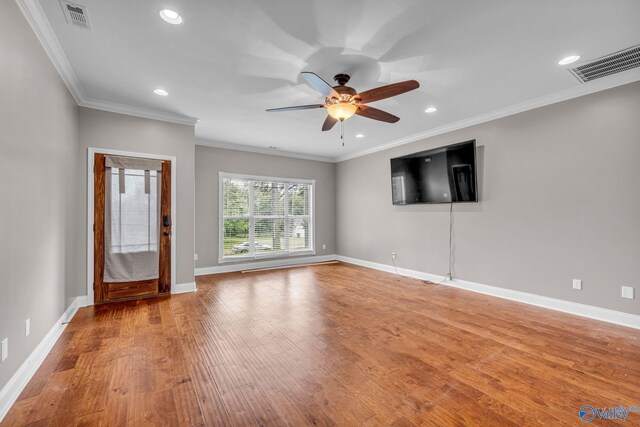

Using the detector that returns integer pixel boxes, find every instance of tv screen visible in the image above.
[390,140,478,205]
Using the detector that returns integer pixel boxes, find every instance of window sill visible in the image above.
[218,249,316,264]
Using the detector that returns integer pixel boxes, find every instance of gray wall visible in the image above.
[78,108,196,286]
[194,145,336,268]
[337,82,640,315]
[0,0,84,389]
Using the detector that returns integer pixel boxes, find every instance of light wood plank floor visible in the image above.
[2,262,639,426]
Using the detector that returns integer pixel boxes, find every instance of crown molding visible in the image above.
[17,0,639,152]
[80,98,198,126]
[196,138,334,163]
[199,66,639,163]
[16,0,85,104]
[334,70,640,163]
[15,0,198,127]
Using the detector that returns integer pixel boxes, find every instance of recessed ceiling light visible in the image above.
[558,55,580,65]
[425,107,437,113]
[355,133,365,138]
[153,88,169,96]
[159,9,183,25]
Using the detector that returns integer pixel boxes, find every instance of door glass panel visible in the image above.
[110,168,158,253]
[104,167,160,282]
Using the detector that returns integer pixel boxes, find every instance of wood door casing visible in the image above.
[93,155,171,304]
[93,153,106,303]
[158,160,171,293]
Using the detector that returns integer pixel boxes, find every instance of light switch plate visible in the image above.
[1,338,7,362]
[26,319,31,336]
[621,286,634,300]
[573,279,582,290]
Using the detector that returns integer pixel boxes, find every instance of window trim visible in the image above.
[218,172,316,263]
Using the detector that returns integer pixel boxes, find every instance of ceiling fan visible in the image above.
[266,72,420,132]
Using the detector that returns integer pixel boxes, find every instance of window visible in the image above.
[220,173,314,261]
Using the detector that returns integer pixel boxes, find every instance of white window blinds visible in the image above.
[220,173,314,260]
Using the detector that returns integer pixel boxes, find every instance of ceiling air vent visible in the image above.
[569,45,640,82]
[59,0,92,31]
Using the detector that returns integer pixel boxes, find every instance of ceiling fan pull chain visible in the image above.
[341,120,345,147]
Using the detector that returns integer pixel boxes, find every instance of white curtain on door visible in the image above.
[104,155,163,283]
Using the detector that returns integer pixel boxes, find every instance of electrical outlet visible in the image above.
[194,253,198,261]
[1,338,7,362]
[322,244,326,250]
[392,252,396,259]
[25,319,30,336]
[621,286,635,300]
[572,279,582,290]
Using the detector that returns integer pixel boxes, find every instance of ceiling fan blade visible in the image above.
[301,72,339,99]
[266,104,325,112]
[321,115,338,131]
[355,105,400,123]
[357,80,420,104]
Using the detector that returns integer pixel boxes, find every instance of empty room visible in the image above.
[1,0,640,425]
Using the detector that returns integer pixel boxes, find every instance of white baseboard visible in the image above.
[195,254,338,276]
[172,282,197,294]
[337,255,444,282]
[0,295,87,423]
[336,255,640,330]
[71,295,88,308]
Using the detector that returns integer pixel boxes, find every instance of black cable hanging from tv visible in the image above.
[446,202,453,281]
[437,202,454,284]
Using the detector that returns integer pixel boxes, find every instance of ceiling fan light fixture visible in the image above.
[327,102,357,121]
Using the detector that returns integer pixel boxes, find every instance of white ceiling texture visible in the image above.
[30,0,640,161]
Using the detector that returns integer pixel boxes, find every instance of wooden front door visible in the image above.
[93,153,171,304]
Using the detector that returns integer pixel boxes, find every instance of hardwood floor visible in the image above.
[3,262,639,426]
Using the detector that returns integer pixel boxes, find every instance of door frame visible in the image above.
[86,147,177,305]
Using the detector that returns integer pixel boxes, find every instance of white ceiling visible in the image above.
[35,0,640,161]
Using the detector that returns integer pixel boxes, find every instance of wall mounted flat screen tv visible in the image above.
[390,140,478,205]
